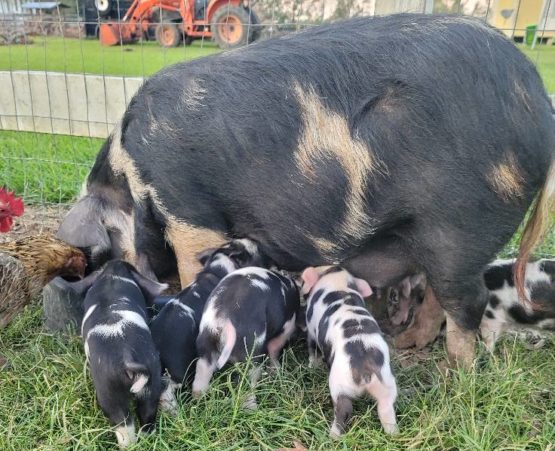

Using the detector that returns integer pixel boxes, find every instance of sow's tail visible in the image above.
[515,161,555,304]
[125,361,150,394]
[217,321,237,370]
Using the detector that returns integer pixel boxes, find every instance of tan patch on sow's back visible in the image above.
[488,152,525,203]
[293,83,381,255]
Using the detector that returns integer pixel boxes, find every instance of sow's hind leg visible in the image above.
[421,261,488,369]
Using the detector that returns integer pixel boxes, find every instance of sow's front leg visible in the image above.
[165,221,227,288]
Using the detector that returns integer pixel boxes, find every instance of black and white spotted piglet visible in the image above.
[150,239,270,413]
[301,266,398,438]
[480,258,555,351]
[76,260,167,449]
[192,268,300,408]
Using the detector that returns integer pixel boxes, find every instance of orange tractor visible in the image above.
[98,0,260,49]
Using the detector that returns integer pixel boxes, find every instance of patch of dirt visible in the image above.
[0,204,70,243]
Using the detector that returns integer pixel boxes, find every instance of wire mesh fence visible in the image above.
[0,0,554,219]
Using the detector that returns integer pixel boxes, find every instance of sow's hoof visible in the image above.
[42,277,85,333]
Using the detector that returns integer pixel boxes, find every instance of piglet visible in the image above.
[302,266,398,438]
[480,258,555,351]
[389,273,426,326]
[76,260,167,449]
[150,238,270,413]
[192,267,300,409]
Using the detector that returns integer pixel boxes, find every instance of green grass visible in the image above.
[0,131,101,204]
[0,37,220,77]
[520,45,555,93]
[1,306,554,450]
[0,38,554,92]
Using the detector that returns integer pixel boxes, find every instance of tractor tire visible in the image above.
[184,35,194,46]
[94,0,112,18]
[248,9,262,42]
[156,23,181,48]
[211,5,256,49]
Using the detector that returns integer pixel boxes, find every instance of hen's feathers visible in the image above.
[0,235,86,328]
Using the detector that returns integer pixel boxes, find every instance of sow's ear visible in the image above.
[67,269,101,295]
[301,267,320,295]
[354,276,372,298]
[56,195,111,262]
[130,268,168,300]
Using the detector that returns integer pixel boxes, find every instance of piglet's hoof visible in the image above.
[192,390,203,399]
[436,359,452,378]
[383,423,400,435]
[242,394,258,410]
[277,440,308,451]
[0,355,10,370]
[159,397,178,417]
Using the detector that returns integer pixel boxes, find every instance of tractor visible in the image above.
[95,0,261,49]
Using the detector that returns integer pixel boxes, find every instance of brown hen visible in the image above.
[0,234,86,328]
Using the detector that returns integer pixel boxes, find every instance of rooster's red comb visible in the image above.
[0,187,24,217]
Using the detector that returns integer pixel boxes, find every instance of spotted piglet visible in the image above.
[77,260,167,449]
[302,266,398,438]
[192,268,300,408]
[480,258,555,352]
[150,239,271,413]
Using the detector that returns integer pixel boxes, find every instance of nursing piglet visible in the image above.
[480,258,555,351]
[192,268,300,408]
[78,260,167,448]
[302,266,398,438]
[150,239,270,412]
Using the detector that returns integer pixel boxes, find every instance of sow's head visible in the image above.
[56,194,116,273]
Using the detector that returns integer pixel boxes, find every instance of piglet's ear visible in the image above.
[354,277,372,298]
[196,248,217,266]
[301,267,320,295]
[130,269,168,299]
[399,277,412,299]
[67,269,101,295]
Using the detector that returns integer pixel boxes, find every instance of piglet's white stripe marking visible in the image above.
[81,304,97,336]
[110,275,139,288]
[251,279,270,291]
[87,310,149,339]
[211,255,237,274]
[235,238,259,255]
[170,299,195,320]
[232,267,271,279]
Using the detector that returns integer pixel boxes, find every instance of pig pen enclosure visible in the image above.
[1,0,555,449]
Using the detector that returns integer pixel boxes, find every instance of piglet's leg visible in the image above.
[267,316,297,368]
[307,336,324,368]
[242,362,263,410]
[159,379,181,416]
[366,376,398,435]
[192,357,217,398]
[329,394,353,439]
